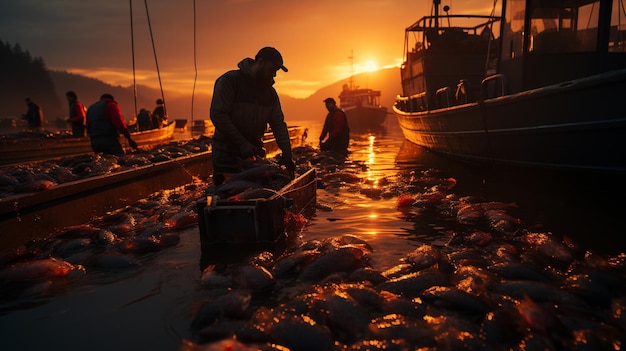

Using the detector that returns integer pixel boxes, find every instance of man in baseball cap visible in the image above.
[209,47,295,185]
[255,46,288,72]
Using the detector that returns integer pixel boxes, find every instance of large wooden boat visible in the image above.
[393,0,626,174]
[0,126,307,250]
[0,121,176,165]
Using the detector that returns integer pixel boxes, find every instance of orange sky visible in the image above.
[0,0,497,98]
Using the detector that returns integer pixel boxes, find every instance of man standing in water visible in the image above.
[65,91,86,137]
[210,46,295,185]
[86,93,138,156]
[319,97,350,156]
[22,98,43,130]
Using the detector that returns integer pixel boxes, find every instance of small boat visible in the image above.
[0,126,307,250]
[191,120,215,136]
[339,83,388,131]
[337,52,388,131]
[393,0,626,174]
[0,121,176,165]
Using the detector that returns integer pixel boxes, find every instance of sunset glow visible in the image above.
[1,1,495,100]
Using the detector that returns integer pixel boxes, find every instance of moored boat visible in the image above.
[393,0,626,174]
[0,126,307,250]
[339,84,388,131]
[0,121,176,165]
[337,52,388,131]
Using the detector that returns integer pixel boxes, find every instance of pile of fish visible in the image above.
[0,136,211,198]
[0,181,205,307]
[1,142,625,350]
[181,147,626,351]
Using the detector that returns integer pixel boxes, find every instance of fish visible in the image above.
[214,180,263,197]
[298,246,366,282]
[266,312,335,351]
[0,257,85,283]
[191,290,251,330]
[230,164,280,182]
[233,264,275,292]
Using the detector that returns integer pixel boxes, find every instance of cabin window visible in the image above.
[610,0,626,51]
[501,0,526,60]
[529,1,600,53]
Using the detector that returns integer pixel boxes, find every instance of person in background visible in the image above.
[22,98,43,130]
[86,93,138,156]
[210,46,295,185]
[65,91,86,137]
[137,108,153,131]
[152,98,167,128]
[319,97,350,156]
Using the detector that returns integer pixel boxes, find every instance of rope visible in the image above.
[129,0,138,117]
[191,0,197,138]
[143,0,166,117]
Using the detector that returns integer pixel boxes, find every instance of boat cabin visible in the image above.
[339,84,383,109]
[399,8,501,110]
[500,0,626,94]
[397,0,626,112]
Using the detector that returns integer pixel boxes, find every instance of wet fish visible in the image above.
[191,290,251,330]
[298,246,366,282]
[267,312,335,351]
[214,180,263,197]
[0,257,85,283]
[230,164,280,182]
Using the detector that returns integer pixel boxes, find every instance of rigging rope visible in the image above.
[191,0,197,138]
[129,0,138,117]
[143,0,166,117]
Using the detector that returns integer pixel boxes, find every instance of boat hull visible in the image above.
[0,122,176,165]
[394,70,626,173]
[344,105,388,131]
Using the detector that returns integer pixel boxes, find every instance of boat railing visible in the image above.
[395,92,429,113]
[436,87,453,108]
[455,79,472,104]
[480,74,506,101]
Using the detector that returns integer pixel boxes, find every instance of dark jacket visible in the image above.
[86,98,127,138]
[320,107,349,154]
[210,58,292,159]
[23,102,43,128]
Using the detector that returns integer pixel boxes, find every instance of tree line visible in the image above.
[0,39,63,121]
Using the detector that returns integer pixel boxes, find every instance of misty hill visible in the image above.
[0,40,63,119]
[50,67,401,126]
[49,70,212,122]
[280,67,401,123]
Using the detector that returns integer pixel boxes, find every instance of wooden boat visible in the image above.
[393,0,626,174]
[0,121,176,165]
[191,120,215,136]
[0,126,307,250]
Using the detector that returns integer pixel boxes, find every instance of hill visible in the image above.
[50,67,401,127]
[280,67,401,123]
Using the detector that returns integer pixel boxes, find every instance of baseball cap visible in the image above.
[255,47,288,72]
[323,97,336,104]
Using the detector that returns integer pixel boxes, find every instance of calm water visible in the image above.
[1,117,624,350]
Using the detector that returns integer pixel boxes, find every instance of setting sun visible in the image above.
[364,60,378,72]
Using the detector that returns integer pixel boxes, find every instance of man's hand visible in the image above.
[279,156,295,179]
[239,143,258,158]
[128,138,138,150]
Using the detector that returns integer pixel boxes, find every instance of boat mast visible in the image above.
[348,49,354,90]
